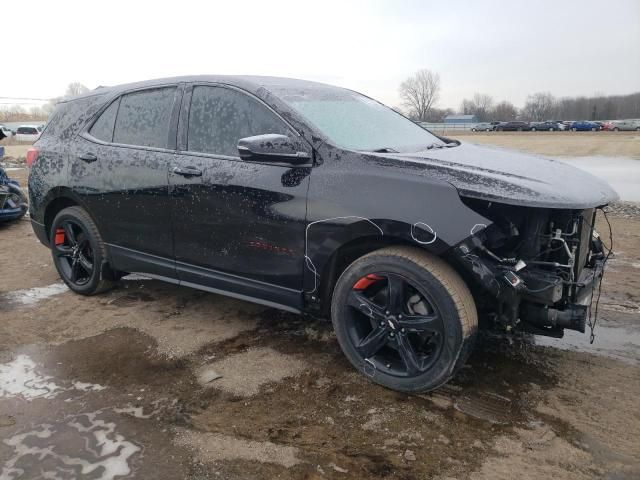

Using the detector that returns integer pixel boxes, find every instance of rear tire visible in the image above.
[50,206,113,295]
[331,246,477,392]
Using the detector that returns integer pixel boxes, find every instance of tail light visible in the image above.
[26,147,39,168]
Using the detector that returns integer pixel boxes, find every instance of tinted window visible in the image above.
[187,86,290,156]
[89,99,119,142]
[113,87,176,148]
[17,127,37,134]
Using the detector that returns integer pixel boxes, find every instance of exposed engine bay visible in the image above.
[453,199,611,338]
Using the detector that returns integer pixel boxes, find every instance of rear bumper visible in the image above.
[31,218,49,247]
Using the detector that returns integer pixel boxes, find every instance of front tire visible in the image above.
[331,246,477,392]
[50,206,113,295]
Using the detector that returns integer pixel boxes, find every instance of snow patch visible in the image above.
[4,282,68,306]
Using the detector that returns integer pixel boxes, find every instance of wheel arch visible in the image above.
[42,188,86,241]
[314,233,416,315]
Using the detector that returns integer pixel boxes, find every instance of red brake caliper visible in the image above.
[54,228,65,246]
[353,274,383,290]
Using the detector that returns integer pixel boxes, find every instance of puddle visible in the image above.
[1,412,141,480]
[0,354,106,400]
[0,355,61,400]
[554,156,640,201]
[534,325,640,365]
[2,282,68,306]
[0,330,206,478]
[107,291,155,307]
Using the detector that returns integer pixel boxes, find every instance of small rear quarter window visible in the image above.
[89,99,119,142]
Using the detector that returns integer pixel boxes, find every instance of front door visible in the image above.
[169,84,311,310]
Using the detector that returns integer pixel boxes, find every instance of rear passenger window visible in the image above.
[89,99,119,142]
[187,86,290,157]
[113,87,176,148]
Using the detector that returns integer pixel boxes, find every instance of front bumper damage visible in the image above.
[451,209,607,338]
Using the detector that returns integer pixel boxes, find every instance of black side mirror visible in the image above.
[237,134,311,166]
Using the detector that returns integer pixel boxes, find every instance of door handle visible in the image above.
[79,152,97,163]
[172,166,202,177]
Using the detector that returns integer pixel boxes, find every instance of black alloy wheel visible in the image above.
[50,206,113,295]
[53,220,94,286]
[331,247,477,392]
[346,272,445,377]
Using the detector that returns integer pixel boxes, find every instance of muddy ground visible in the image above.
[1,140,639,479]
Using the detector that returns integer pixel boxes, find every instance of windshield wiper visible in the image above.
[371,147,399,153]
[424,143,456,150]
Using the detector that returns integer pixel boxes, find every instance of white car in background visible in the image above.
[15,125,43,142]
[610,119,640,131]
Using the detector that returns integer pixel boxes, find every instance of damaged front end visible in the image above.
[452,200,608,338]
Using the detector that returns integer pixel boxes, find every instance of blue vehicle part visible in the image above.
[0,166,28,222]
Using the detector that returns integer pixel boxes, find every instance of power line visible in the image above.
[0,96,53,101]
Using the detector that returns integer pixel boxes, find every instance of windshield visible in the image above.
[278,87,445,152]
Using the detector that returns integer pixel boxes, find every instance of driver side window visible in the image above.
[187,86,291,157]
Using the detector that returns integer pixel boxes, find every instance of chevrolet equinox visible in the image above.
[28,76,618,392]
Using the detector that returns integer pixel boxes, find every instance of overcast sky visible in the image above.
[2,0,639,110]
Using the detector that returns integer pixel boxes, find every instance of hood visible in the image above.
[377,142,619,209]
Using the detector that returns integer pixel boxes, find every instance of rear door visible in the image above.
[169,84,311,310]
[71,85,182,278]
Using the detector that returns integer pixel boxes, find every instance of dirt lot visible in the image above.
[448,131,640,158]
[1,136,639,479]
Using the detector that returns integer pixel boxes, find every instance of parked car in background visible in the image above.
[530,121,559,131]
[470,122,495,131]
[496,121,531,131]
[15,125,43,142]
[610,119,640,131]
[570,121,598,132]
[591,121,604,131]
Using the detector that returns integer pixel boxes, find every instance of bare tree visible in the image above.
[522,92,557,121]
[460,93,494,121]
[491,101,518,121]
[398,69,441,121]
[65,82,90,98]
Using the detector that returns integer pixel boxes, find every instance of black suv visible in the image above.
[530,121,560,131]
[28,76,617,392]
[496,121,532,131]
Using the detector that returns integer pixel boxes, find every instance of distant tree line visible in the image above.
[1,83,89,123]
[399,69,640,122]
[461,91,640,122]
